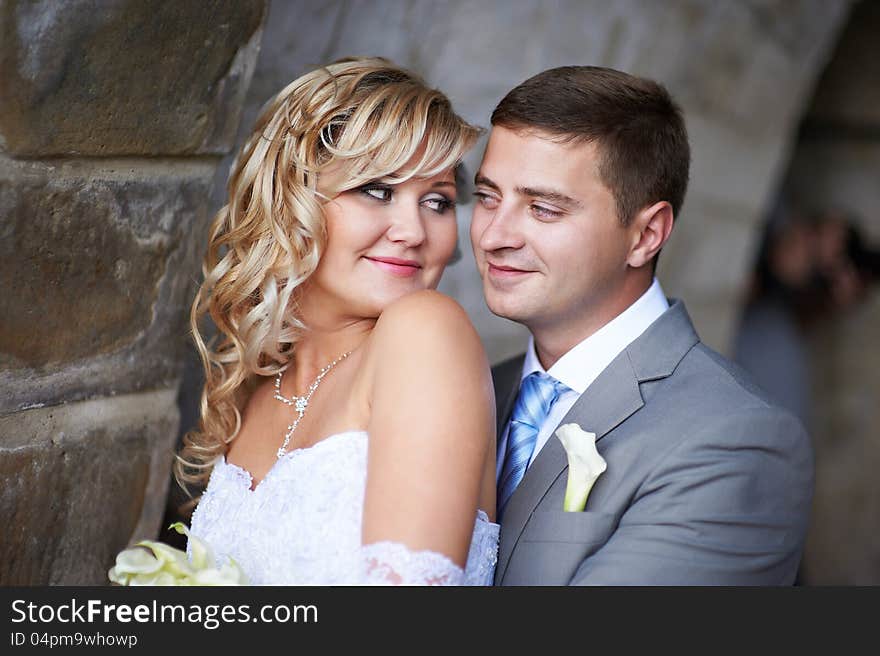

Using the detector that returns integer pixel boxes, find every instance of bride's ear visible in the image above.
[626,201,674,269]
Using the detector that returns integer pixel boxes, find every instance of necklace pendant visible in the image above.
[273,349,353,460]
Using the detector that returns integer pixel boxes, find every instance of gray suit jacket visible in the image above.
[492,300,814,585]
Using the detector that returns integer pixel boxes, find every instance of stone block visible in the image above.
[684,114,786,216]
[0,157,215,414]
[0,0,265,156]
[666,1,849,130]
[0,388,179,585]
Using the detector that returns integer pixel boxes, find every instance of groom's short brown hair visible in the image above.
[491,66,690,226]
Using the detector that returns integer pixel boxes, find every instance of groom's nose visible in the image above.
[473,204,525,254]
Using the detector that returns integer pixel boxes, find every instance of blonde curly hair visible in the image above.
[175,57,480,489]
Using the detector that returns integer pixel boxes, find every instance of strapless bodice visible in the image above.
[188,431,499,585]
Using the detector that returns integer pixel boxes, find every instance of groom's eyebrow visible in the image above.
[474,173,581,209]
[516,185,582,209]
[474,173,499,191]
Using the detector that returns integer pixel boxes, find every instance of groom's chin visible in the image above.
[482,290,523,323]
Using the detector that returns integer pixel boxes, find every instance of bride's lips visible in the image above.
[365,256,422,277]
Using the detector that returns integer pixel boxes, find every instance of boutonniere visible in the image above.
[555,423,607,512]
[108,522,248,586]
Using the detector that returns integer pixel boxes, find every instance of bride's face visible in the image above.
[304,168,458,321]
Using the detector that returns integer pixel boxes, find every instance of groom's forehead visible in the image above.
[476,126,602,195]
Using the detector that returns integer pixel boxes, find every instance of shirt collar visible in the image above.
[522,277,670,394]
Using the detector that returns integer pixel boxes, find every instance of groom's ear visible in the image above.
[625,201,674,269]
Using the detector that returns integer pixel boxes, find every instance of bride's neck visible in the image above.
[288,320,372,385]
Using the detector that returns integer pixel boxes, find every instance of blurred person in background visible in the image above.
[734,205,880,427]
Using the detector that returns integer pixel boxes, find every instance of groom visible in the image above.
[470,66,814,585]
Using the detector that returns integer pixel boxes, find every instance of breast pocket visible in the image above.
[504,511,618,585]
[520,510,618,545]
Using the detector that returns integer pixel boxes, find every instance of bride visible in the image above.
[175,57,499,585]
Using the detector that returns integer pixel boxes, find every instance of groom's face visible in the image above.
[470,126,633,333]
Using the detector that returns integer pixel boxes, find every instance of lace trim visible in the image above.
[466,511,500,586]
[217,431,368,493]
[359,542,465,586]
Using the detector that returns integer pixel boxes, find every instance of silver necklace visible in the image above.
[273,350,352,459]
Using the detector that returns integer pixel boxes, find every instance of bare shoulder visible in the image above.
[363,290,493,424]
[370,290,485,366]
[375,289,476,335]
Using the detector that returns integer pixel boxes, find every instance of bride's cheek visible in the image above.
[436,227,458,263]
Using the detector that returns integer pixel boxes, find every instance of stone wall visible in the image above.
[0,0,266,585]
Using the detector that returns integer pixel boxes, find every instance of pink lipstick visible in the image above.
[366,256,421,277]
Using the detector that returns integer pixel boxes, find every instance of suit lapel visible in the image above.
[494,299,700,584]
[495,352,644,582]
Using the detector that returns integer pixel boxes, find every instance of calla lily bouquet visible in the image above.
[555,423,607,512]
[108,522,248,586]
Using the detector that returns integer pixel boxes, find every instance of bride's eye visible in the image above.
[359,184,393,202]
[421,194,455,214]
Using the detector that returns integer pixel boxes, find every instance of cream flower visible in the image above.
[108,522,248,586]
[555,423,607,512]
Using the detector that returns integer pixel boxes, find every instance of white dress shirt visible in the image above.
[496,278,670,483]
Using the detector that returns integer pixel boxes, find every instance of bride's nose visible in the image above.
[385,201,426,247]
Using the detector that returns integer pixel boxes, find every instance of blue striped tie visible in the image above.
[497,371,568,520]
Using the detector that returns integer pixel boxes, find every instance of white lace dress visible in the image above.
[188,430,499,585]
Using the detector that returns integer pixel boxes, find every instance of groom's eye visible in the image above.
[531,204,563,220]
[474,191,499,209]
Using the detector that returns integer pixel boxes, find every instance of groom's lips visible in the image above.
[366,256,421,278]
[487,262,533,279]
